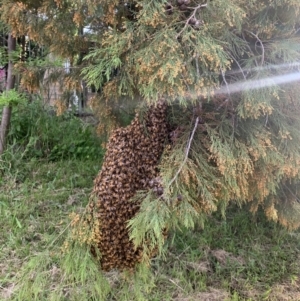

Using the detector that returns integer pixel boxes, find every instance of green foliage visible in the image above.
[0,158,105,301]
[128,194,171,261]
[4,99,104,161]
[13,245,111,301]
[0,89,27,107]
[0,46,22,66]
[0,47,8,66]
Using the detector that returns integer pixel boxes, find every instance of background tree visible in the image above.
[0,0,102,153]
[0,33,16,154]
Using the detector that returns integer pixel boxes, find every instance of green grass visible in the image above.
[1,158,300,300]
[0,159,101,293]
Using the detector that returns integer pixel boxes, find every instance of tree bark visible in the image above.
[0,34,16,155]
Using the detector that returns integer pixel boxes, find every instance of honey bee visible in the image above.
[88,103,169,270]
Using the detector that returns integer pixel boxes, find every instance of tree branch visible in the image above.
[220,68,231,97]
[241,32,259,67]
[167,117,199,189]
[176,3,207,38]
[228,52,247,80]
[283,183,300,204]
[244,30,265,66]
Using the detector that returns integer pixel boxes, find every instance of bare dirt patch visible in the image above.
[268,282,300,301]
[0,283,16,300]
[175,288,230,301]
[210,249,245,266]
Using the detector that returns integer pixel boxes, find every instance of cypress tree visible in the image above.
[79,0,300,268]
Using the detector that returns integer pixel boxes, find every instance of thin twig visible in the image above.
[176,3,207,38]
[264,113,269,127]
[216,98,229,111]
[48,221,72,248]
[241,32,258,67]
[169,278,186,292]
[177,245,191,258]
[228,52,247,80]
[244,30,265,66]
[167,117,199,189]
[283,183,300,203]
[219,68,236,142]
[220,68,231,96]
[48,192,94,248]
[195,52,200,78]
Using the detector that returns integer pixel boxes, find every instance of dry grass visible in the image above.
[175,288,230,301]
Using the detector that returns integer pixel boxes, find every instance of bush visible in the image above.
[5,100,104,161]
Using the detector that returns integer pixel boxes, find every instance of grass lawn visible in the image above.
[1,158,300,300]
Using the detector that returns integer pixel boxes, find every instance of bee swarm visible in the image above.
[89,102,168,271]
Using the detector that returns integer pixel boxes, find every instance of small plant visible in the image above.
[0,89,27,107]
[4,99,104,161]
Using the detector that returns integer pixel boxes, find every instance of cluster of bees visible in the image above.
[88,102,168,271]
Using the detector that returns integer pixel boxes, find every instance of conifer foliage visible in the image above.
[85,102,168,271]
[79,0,300,268]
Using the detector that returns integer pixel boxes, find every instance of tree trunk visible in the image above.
[0,34,16,155]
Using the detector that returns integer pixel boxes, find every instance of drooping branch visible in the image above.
[167,116,199,190]
[241,32,259,67]
[220,68,231,97]
[244,30,265,66]
[227,52,247,80]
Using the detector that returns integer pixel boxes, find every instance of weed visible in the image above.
[4,100,104,161]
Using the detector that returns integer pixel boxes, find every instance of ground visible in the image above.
[1,158,300,301]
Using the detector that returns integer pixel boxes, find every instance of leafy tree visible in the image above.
[0,0,138,152]
[78,0,300,266]
[0,0,98,153]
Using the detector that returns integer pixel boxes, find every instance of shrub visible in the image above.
[5,100,104,161]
